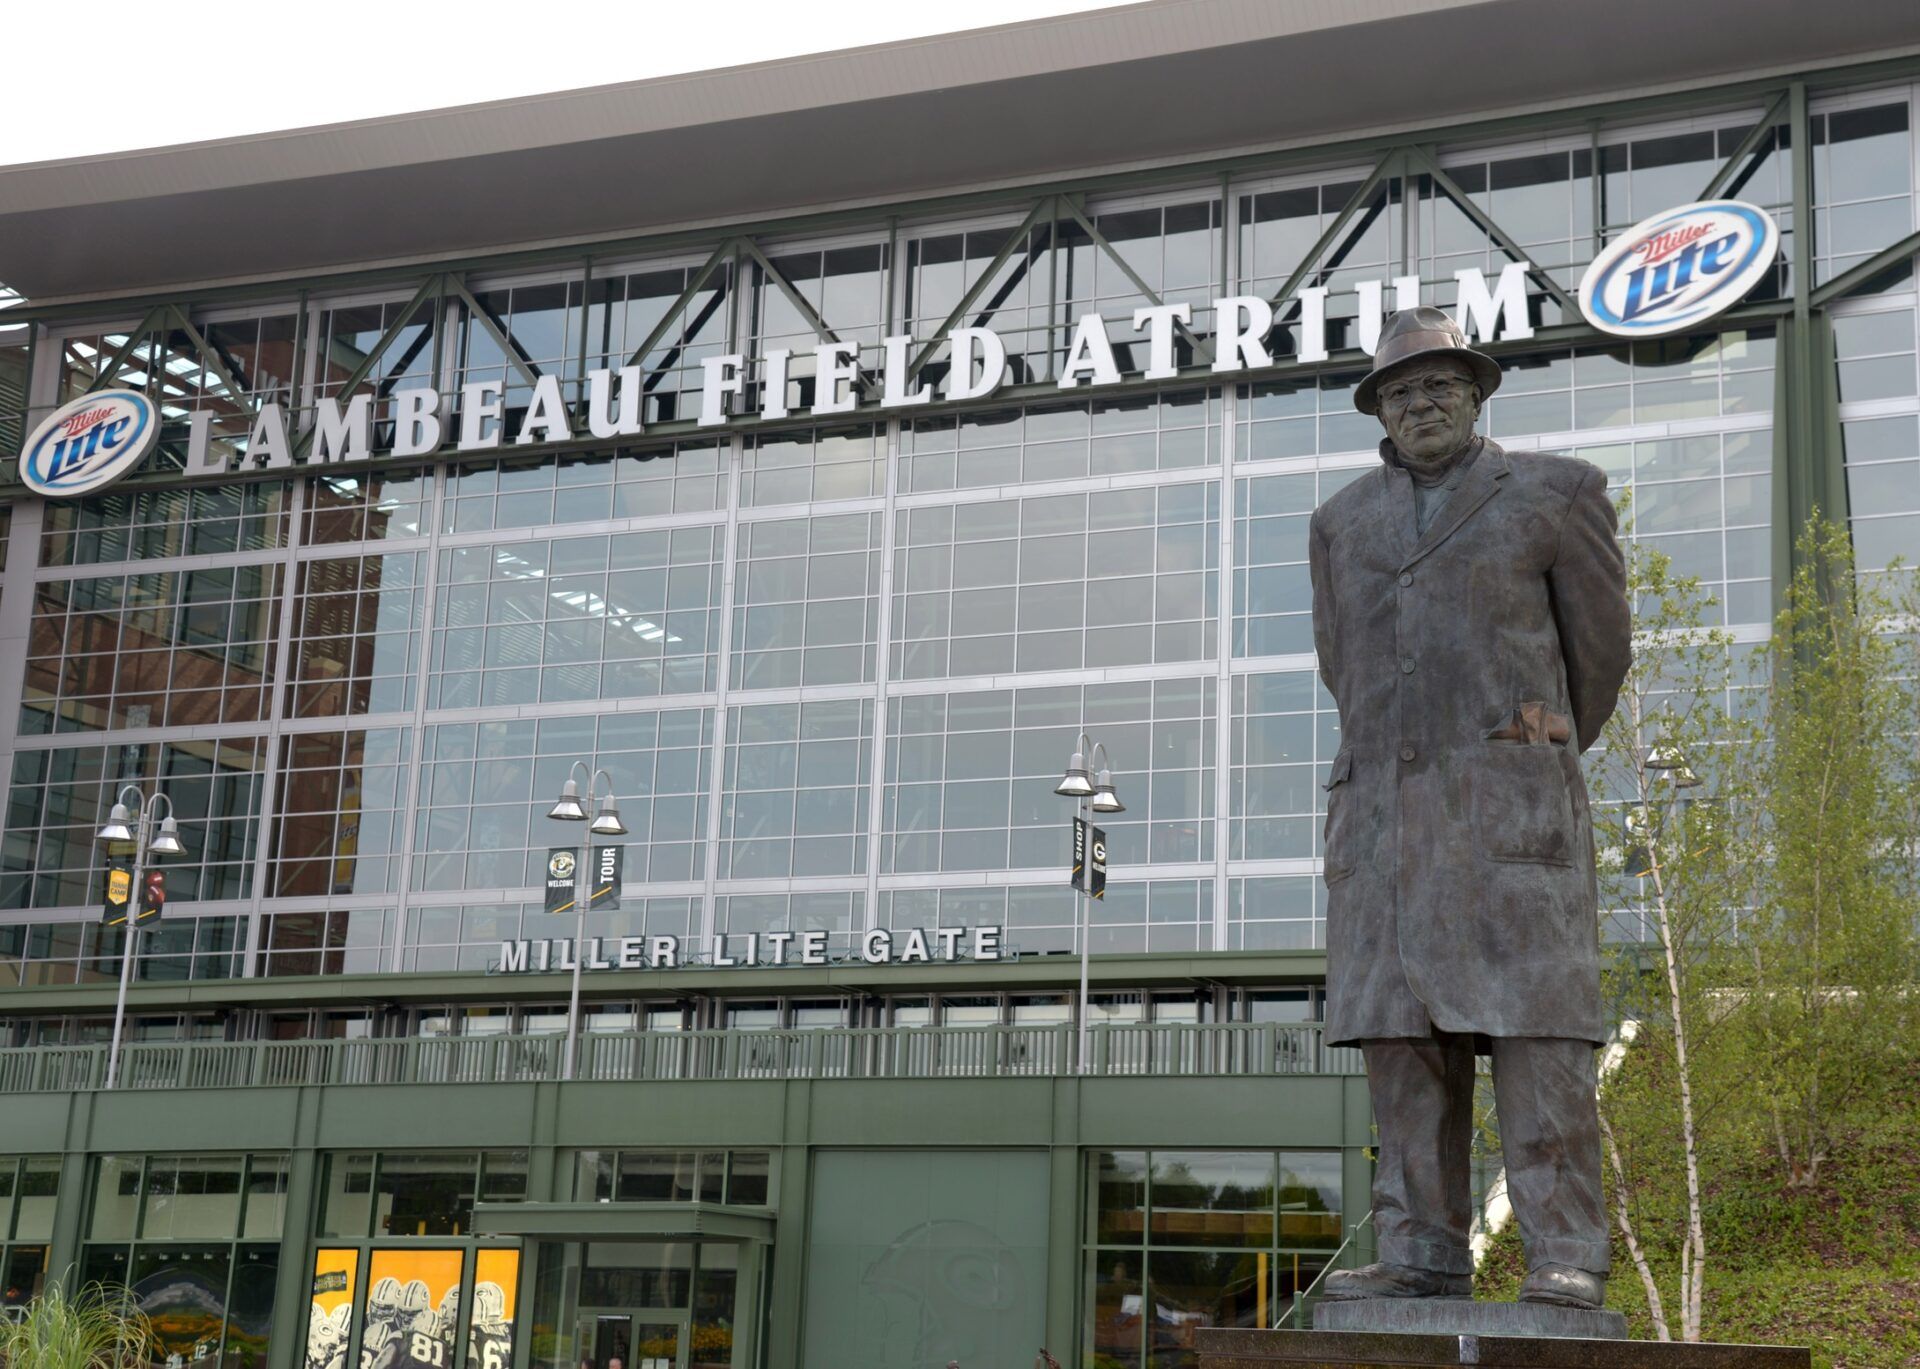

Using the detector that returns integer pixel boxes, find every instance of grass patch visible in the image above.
[1473,1074,1920,1367]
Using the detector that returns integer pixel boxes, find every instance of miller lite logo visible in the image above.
[1579,200,1779,338]
[18,389,160,498]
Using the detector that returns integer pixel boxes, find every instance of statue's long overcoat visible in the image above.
[1308,438,1631,1046]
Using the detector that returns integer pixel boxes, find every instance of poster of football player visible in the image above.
[305,1250,358,1369]
[467,1251,519,1369]
[361,1251,463,1369]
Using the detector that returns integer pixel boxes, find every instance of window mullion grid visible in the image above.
[699,433,746,947]
[390,463,451,972]
[240,477,309,977]
[865,416,903,932]
[1215,180,1243,955]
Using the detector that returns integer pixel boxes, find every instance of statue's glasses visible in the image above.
[1378,374,1475,410]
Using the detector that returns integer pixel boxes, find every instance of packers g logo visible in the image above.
[548,850,576,881]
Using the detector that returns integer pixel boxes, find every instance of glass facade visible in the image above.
[0,1156,59,1310]
[82,1154,286,1369]
[1086,1149,1342,1368]
[10,78,1919,973]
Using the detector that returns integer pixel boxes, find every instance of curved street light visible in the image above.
[548,762,625,1080]
[96,785,188,1089]
[1055,733,1124,1074]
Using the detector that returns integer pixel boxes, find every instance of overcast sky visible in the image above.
[1,0,1126,166]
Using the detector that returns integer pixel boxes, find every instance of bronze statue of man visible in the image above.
[1309,307,1631,1310]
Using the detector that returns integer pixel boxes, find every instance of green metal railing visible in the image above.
[1277,1209,1376,1329]
[0,1021,1361,1093]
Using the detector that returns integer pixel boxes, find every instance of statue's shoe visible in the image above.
[1321,1262,1472,1301]
[1519,1263,1606,1309]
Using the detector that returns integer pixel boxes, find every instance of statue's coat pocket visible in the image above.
[1475,736,1577,866]
[1322,748,1355,884]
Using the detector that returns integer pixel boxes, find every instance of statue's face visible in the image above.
[1375,356,1481,465]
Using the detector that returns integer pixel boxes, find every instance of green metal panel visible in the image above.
[3,1076,1359,1156]
[0,951,1330,1017]
[802,1149,1050,1369]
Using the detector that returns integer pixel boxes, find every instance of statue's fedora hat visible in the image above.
[1353,306,1502,415]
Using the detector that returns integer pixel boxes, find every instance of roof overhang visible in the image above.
[2,0,1919,304]
[470,1202,775,1242]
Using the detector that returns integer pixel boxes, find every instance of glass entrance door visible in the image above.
[630,1318,685,1369]
[580,1312,688,1369]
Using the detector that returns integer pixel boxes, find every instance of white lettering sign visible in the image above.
[494,926,1007,974]
[181,272,1546,477]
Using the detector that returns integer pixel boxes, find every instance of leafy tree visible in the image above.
[1735,519,1920,1190]
[1585,525,1758,1342]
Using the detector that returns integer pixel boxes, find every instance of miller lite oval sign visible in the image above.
[1579,200,1779,338]
[18,389,160,498]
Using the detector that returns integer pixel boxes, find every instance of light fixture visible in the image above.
[548,779,588,822]
[1090,767,1126,814]
[148,816,187,858]
[1647,743,1699,786]
[1054,742,1094,798]
[589,795,628,837]
[97,803,135,845]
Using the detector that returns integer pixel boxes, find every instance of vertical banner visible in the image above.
[102,857,133,925]
[590,845,622,910]
[305,1249,359,1369]
[543,848,578,915]
[138,869,166,923]
[361,1249,464,1369]
[1070,818,1108,899]
[466,1250,520,1369]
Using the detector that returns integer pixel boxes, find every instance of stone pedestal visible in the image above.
[1197,1324,1812,1369]
[1316,1298,1627,1338]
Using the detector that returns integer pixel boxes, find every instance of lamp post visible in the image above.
[1624,743,1704,880]
[547,762,627,1081]
[1054,733,1124,1075]
[97,785,187,1089]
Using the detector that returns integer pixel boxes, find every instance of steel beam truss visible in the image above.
[15,65,1920,602]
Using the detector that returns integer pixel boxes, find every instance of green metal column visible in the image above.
[764,1076,813,1369]
[1773,80,1852,598]
[266,1148,323,1369]
[1340,1076,1376,1268]
[46,1091,93,1289]
[1045,1078,1082,1361]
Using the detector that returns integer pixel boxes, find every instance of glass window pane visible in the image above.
[1278,1152,1344,1251]
[1095,1151,1149,1246]
[4,1244,51,1307]
[376,1154,479,1237]
[469,1249,521,1369]
[364,1248,464,1369]
[143,1155,244,1239]
[90,1156,144,1240]
[615,1152,699,1203]
[133,1243,232,1369]
[725,1153,769,1207]
[318,1154,375,1239]
[481,1151,530,1203]
[242,1156,290,1240]
[1148,1151,1275,1248]
[305,1249,360,1369]
[227,1243,279,1369]
[15,1158,61,1242]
